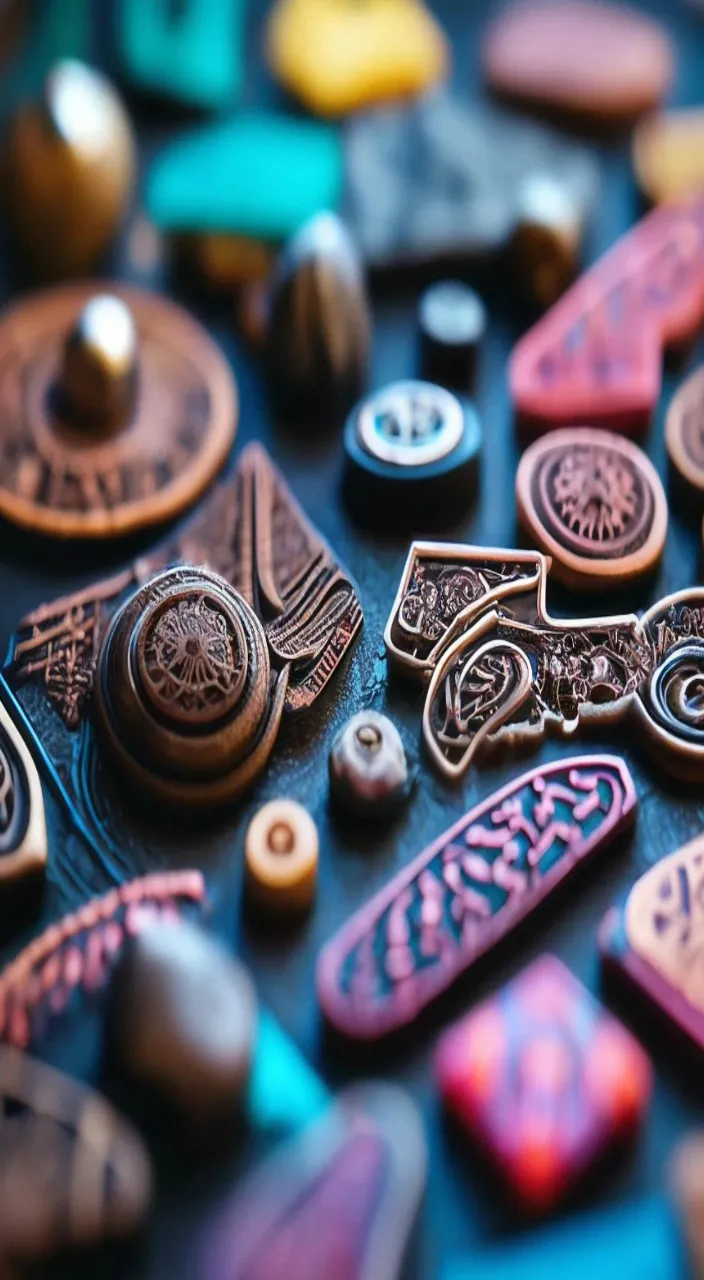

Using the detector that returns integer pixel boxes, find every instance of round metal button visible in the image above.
[357,380,464,468]
[94,566,285,808]
[0,282,237,539]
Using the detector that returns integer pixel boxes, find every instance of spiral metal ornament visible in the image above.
[94,566,288,807]
[635,587,704,779]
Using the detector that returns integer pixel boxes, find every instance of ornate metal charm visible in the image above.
[436,954,651,1211]
[510,197,704,433]
[0,871,205,1051]
[198,1083,426,1280]
[666,364,704,505]
[516,427,667,589]
[317,756,635,1039]
[5,443,362,819]
[0,1045,151,1261]
[0,281,236,538]
[386,541,704,781]
[601,833,704,1055]
[0,699,46,885]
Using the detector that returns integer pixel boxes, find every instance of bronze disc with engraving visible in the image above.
[516,426,667,589]
[0,282,237,538]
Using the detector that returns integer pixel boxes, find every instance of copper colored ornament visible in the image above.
[2,59,136,280]
[0,698,47,886]
[516,427,667,589]
[634,109,704,205]
[0,1046,151,1262]
[318,756,636,1039]
[436,955,651,1211]
[95,565,288,808]
[7,443,363,809]
[510,197,704,434]
[0,871,205,1050]
[198,1083,426,1280]
[601,833,704,1054]
[666,365,704,505]
[482,0,673,128]
[385,541,704,782]
[0,282,237,539]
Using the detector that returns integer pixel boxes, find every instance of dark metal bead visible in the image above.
[418,280,486,393]
[329,710,414,815]
[266,211,370,427]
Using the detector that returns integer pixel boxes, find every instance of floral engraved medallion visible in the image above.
[317,756,636,1039]
[141,593,247,724]
[601,834,704,1056]
[516,427,667,588]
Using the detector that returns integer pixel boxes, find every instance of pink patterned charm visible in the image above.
[435,955,652,1211]
[0,870,206,1049]
[317,756,635,1039]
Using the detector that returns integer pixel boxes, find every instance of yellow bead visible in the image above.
[265,0,450,118]
[245,799,318,914]
[633,109,704,205]
[2,60,136,279]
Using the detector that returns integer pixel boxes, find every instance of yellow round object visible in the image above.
[266,0,449,117]
[245,799,318,914]
[633,109,704,204]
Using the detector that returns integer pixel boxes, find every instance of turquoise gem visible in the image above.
[117,0,246,110]
[247,1008,329,1133]
[146,112,342,240]
[0,0,90,111]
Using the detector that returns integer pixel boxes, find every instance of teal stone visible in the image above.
[117,0,246,110]
[247,1008,329,1133]
[146,112,343,241]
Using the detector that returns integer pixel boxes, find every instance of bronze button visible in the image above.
[329,710,414,815]
[0,282,237,538]
[2,59,136,280]
[94,566,287,808]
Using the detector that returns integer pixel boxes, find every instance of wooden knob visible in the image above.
[245,799,318,914]
[3,60,136,279]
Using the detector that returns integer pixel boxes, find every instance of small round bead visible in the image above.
[245,799,318,914]
[109,920,256,1135]
[418,281,486,393]
[329,711,414,816]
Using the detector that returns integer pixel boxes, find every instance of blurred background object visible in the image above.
[117,0,246,110]
[634,108,704,203]
[2,59,135,279]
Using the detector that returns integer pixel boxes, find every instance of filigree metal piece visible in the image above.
[601,834,704,1055]
[436,954,652,1211]
[317,756,636,1039]
[0,699,46,884]
[0,282,237,538]
[198,1083,426,1280]
[5,442,362,812]
[387,542,704,781]
[516,427,667,589]
[0,871,205,1050]
[0,1046,151,1261]
[510,198,704,433]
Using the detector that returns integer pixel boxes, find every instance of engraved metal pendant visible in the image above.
[386,541,704,781]
[4,443,362,817]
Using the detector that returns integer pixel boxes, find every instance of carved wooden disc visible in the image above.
[666,364,704,500]
[516,427,667,589]
[0,283,237,538]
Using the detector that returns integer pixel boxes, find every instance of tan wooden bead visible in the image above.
[245,799,318,914]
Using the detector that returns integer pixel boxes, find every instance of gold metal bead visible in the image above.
[60,295,139,430]
[244,799,318,914]
[2,59,136,279]
[509,174,581,312]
